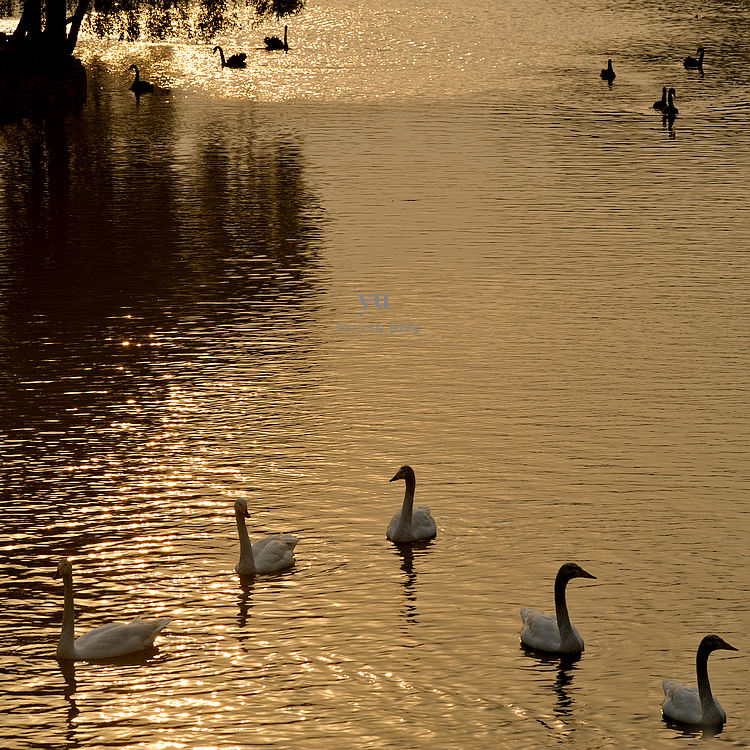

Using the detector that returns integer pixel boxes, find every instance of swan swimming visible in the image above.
[662,634,738,726]
[600,59,616,82]
[520,562,596,654]
[264,26,289,51]
[128,64,154,95]
[663,87,678,117]
[234,499,299,575]
[386,465,437,543]
[683,47,704,69]
[213,46,247,69]
[54,559,170,661]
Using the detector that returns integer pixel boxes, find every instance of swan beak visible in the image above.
[721,639,739,651]
[52,569,61,579]
[389,473,400,482]
[578,568,596,580]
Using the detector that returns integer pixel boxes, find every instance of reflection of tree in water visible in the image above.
[0,83,325,521]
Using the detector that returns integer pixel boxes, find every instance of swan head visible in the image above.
[53,558,72,579]
[697,47,704,54]
[390,465,415,482]
[558,562,596,582]
[129,64,138,72]
[701,635,738,653]
[234,499,250,518]
[668,87,676,97]
[213,46,221,54]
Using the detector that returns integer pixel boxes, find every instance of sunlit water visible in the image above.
[1,0,749,747]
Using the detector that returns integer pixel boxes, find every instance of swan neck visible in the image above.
[236,508,255,572]
[57,570,76,659]
[696,643,715,714]
[396,473,416,534]
[554,574,573,636]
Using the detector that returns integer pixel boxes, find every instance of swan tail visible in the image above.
[129,616,172,641]
[661,679,679,696]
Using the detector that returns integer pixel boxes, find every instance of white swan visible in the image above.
[54,559,170,661]
[520,562,596,654]
[234,499,299,575]
[662,634,738,726]
[386,465,437,543]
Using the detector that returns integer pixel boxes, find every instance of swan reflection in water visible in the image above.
[57,657,79,730]
[236,576,255,628]
[520,648,582,731]
[56,644,163,742]
[393,543,419,625]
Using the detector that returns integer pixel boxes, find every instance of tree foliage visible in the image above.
[5,0,305,57]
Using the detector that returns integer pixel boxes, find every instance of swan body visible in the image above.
[386,465,437,543]
[128,65,154,95]
[684,47,704,69]
[213,46,247,69]
[662,635,738,726]
[600,59,615,82]
[520,562,596,654]
[264,26,289,51]
[653,86,667,110]
[663,87,678,117]
[54,559,170,661]
[234,499,298,575]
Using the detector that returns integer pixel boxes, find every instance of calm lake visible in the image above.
[1,0,749,747]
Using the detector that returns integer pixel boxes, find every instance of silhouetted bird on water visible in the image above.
[129,65,153,95]
[600,59,616,82]
[264,26,289,51]
[683,47,704,69]
[663,87,678,118]
[214,46,247,69]
[653,86,667,111]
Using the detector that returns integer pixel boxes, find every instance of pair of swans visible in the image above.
[54,501,298,659]
[654,87,678,117]
[519,562,737,727]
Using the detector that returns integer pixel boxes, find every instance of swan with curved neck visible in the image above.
[653,86,667,111]
[662,635,738,726]
[213,46,247,69]
[264,26,289,51]
[663,88,678,117]
[129,64,154,95]
[520,562,596,654]
[386,465,437,543]
[54,559,170,660]
[600,59,615,82]
[684,47,704,69]
[234,499,298,575]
